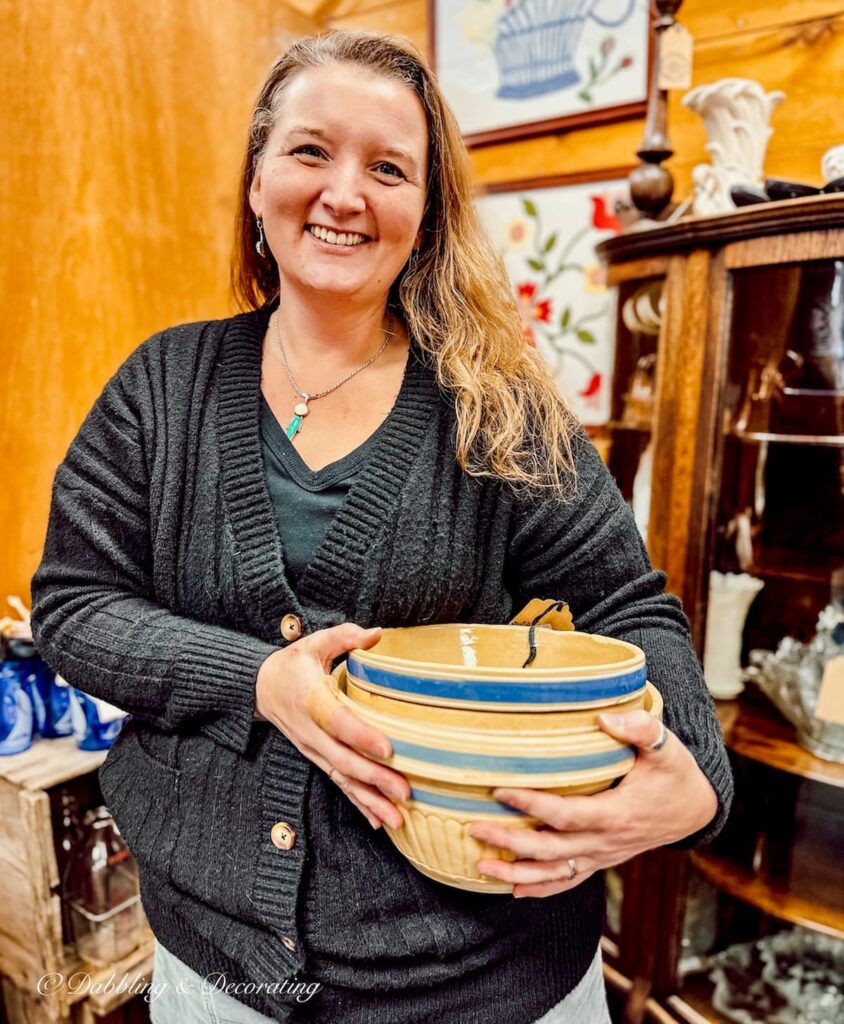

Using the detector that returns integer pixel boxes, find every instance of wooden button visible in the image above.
[280,614,303,641]
[271,821,296,850]
[281,936,297,952]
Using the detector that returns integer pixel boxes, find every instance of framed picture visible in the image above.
[428,0,651,146]
[475,171,632,425]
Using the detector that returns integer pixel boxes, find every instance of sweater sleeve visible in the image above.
[507,432,733,847]
[30,339,277,756]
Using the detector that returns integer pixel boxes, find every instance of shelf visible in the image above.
[727,429,844,448]
[64,933,154,1011]
[0,736,107,791]
[596,191,844,262]
[715,698,844,788]
[741,545,836,585]
[690,851,844,940]
[668,973,734,1024]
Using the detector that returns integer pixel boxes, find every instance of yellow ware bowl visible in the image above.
[344,675,648,732]
[335,665,663,892]
[347,624,646,711]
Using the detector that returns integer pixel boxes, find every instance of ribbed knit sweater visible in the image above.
[31,307,732,1024]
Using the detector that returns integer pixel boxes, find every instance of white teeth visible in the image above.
[308,225,366,246]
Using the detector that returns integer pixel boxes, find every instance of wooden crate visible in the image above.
[0,738,153,1022]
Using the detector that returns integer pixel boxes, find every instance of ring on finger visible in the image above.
[644,721,668,752]
[327,766,338,784]
[567,858,577,881]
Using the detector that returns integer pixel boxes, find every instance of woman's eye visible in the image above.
[292,145,325,159]
[375,162,404,180]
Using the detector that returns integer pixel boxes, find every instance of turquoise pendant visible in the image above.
[285,399,309,439]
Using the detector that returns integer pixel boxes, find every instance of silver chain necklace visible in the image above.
[273,310,394,439]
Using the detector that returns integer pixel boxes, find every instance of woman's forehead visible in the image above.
[274,64,428,143]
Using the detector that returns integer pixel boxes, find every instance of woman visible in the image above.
[31,31,732,1024]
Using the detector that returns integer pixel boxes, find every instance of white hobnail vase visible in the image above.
[703,571,765,699]
[682,78,785,215]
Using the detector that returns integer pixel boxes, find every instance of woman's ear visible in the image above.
[248,172,263,219]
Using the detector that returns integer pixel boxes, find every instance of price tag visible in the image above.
[658,23,693,91]
[815,655,844,726]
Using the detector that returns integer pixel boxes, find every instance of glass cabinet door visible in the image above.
[714,259,844,648]
[604,274,666,550]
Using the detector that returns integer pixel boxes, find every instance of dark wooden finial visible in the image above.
[629,0,686,218]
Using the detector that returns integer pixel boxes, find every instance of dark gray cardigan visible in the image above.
[31,308,732,1023]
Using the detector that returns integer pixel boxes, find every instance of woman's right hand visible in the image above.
[255,623,409,830]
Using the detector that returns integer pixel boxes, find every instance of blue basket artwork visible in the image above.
[493,0,635,99]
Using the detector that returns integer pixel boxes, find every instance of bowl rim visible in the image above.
[350,624,645,682]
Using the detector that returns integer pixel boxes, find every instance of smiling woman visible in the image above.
[31,28,732,1024]
[248,65,428,310]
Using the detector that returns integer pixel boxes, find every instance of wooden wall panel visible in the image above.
[1,0,317,616]
[324,0,426,56]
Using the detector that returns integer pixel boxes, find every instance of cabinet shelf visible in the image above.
[739,545,834,584]
[0,735,107,791]
[690,850,844,940]
[716,698,844,789]
[727,428,844,448]
[668,974,735,1024]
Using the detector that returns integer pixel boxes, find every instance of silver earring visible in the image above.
[255,218,266,258]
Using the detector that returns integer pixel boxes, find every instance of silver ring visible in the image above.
[567,858,577,881]
[327,766,338,783]
[645,721,668,752]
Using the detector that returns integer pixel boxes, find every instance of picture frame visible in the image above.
[475,168,633,425]
[428,0,652,146]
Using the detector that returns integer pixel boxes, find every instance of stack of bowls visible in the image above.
[338,624,662,893]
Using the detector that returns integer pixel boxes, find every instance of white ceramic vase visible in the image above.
[821,144,844,184]
[703,571,765,699]
[682,78,785,215]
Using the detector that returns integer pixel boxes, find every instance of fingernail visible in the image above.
[599,712,626,728]
[493,789,518,803]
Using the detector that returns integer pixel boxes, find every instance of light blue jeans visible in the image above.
[149,940,610,1024]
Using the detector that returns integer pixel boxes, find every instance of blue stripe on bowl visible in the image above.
[347,658,646,704]
[390,738,634,773]
[408,787,525,816]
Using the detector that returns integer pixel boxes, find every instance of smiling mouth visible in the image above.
[306,224,369,247]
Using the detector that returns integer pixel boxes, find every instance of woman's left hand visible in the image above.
[468,710,719,898]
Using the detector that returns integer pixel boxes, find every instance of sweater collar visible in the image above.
[216,307,442,634]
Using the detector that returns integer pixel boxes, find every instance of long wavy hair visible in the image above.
[232,31,579,497]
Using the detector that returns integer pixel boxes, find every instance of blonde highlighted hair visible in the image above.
[232,30,579,497]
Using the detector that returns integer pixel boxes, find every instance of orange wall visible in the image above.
[3,0,844,614]
[1,0,317,616]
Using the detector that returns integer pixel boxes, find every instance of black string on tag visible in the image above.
[522,624,538,669]
[520,600,568,668]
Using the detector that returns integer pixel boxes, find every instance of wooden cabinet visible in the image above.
[596,195,844,1023]
[0,738,153,1023]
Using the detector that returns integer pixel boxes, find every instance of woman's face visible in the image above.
[249,63,429,309]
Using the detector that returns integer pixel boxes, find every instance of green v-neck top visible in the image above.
[260,396,394,587]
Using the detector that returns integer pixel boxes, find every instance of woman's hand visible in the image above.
[468,710,718,898]
[256,623,409,830]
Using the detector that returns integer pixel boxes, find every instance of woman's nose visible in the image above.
[320,163,366,217]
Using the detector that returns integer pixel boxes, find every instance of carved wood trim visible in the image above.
[597,194,844,263]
